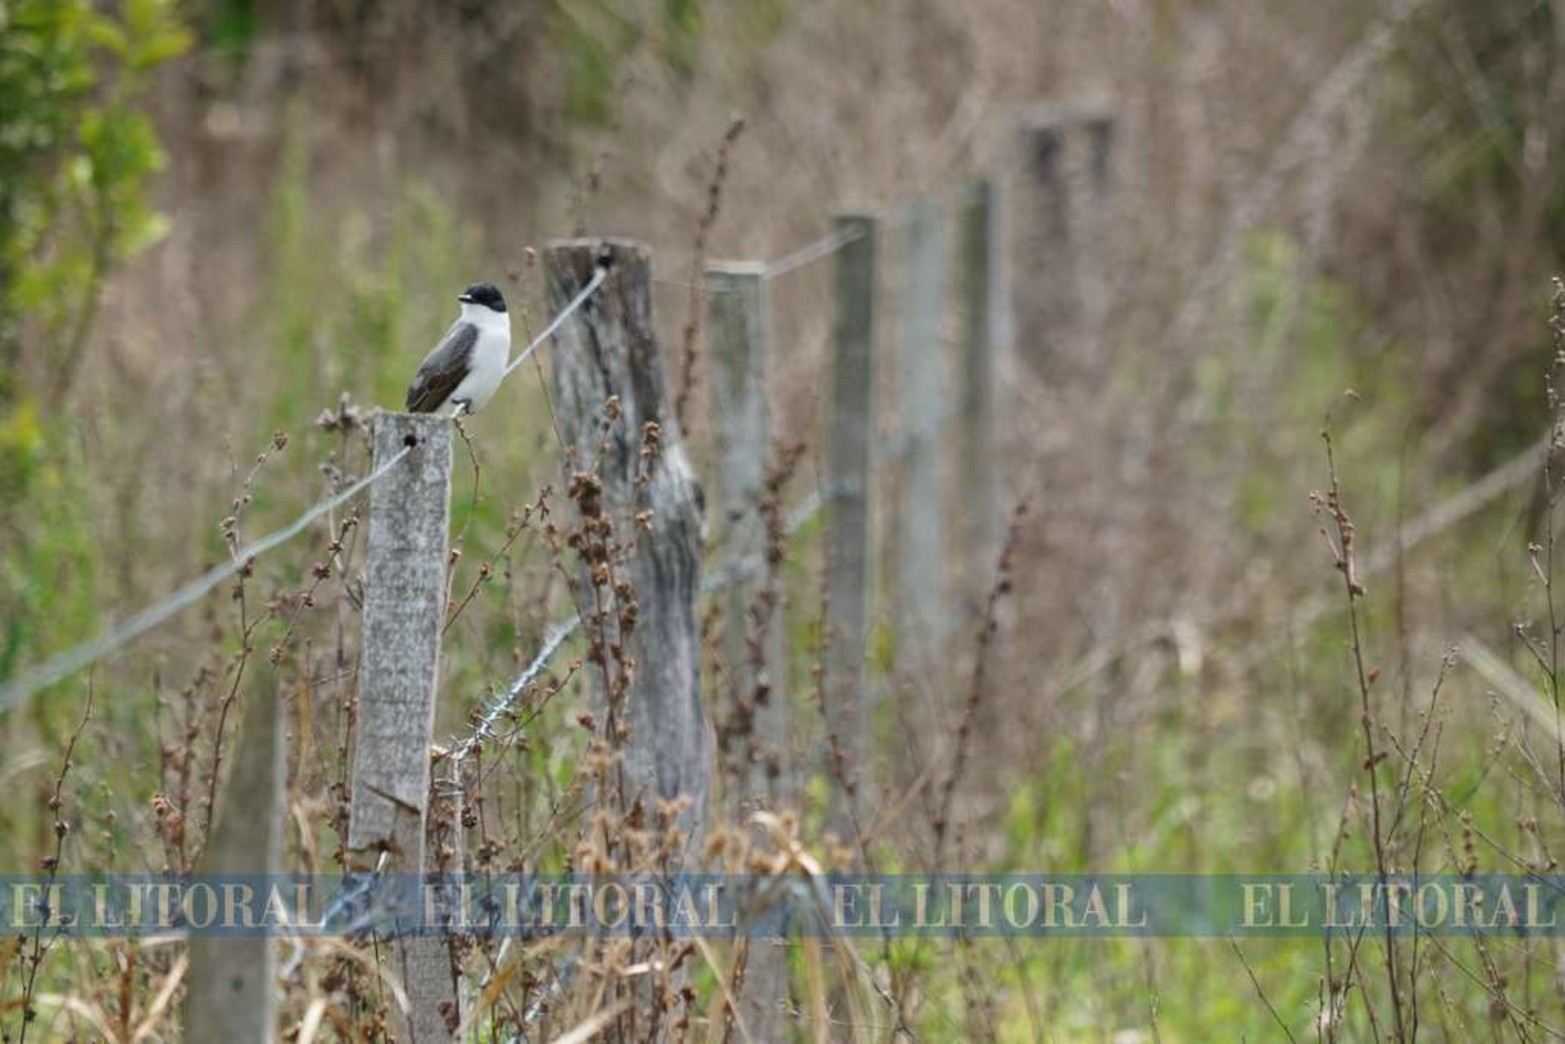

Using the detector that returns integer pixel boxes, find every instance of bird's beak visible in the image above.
[457,293,474,303]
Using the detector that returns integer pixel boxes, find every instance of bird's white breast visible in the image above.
[450,306,512,412]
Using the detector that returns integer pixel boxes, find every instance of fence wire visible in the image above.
[445,616,582,779]
[762,227,862,280]
[0,444,414,710]
[444,480,835,775]
[503,264,609,380]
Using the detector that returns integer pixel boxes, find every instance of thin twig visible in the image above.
[1230,936,1300,1044]
[17,676,95,1044]
[675,116,746,432]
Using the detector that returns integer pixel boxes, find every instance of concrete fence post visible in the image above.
[707,260,793,1037]
[961,179,1002,577]
[347,412,459,1042]
[707,261,784,800]
[825,212,877,828]
[896,196,948,659]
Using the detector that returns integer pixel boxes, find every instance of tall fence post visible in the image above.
[347,412,458,1042]
[183,688,285,1041]
[1014,105,1116,377]
[707,260,791,1037]
[896,196,948,658]
[707,261,782,799]
[1079,111,1117,346]
[960,179,1002,575]
[825,212,877,827]
[546,239,709,830]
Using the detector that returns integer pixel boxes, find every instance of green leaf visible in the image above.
[131,25,191,69]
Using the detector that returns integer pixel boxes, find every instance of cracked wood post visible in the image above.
[961,179,1002,580]
[707,260,789,1037]
[347,412,459,1042]
[825,212,877,829]
[183,686,284,1042]
[896,195,948,659]
[546,239,709,831]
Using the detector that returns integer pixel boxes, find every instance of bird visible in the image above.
[405,282,512,415]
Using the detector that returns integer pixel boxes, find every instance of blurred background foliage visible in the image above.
[0,0,187,746]
[2,0,1565,1037]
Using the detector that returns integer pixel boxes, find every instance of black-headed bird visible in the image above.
[405,282,511,415]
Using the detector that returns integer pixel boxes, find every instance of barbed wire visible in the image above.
[442,478,838,776]
[0,444,414,710]
[444,616,582,780]
[439,373,962,770]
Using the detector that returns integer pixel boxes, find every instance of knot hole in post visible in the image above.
[403,433,419,448]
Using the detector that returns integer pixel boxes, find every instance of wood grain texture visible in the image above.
[546,239,710,829]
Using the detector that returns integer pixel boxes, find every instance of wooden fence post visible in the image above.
[1015,113,1070,372]
[960,179,1001,574]
[546,239,710,830]
[896,196,948,657]
[707,261,783,797]
[347,412,458,1042]
[825,213,877,826]
[1014,105,1116,377]
[183,688,285,1042]
[1079,112,1117,345]
[707,260,792,1037]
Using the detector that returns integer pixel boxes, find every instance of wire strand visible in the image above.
[0,444,414,710]
[503,265,608,379]
[763,228,863,280]
[446,615,582,774]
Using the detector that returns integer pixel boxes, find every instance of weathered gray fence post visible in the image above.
[708,261,783,796]
[960,180,1002,574]
[896,196,948,657]
[1015,113,1070,370]
[546,239,709,829]
[825,213,877,827]
[707,260,791,1037]
[1078,111,1117,343]
[347,412,459,1042]
[183,689,285,1042]
[1014,105,1116,376]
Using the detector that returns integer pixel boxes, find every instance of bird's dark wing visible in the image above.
[405,321,478,413]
